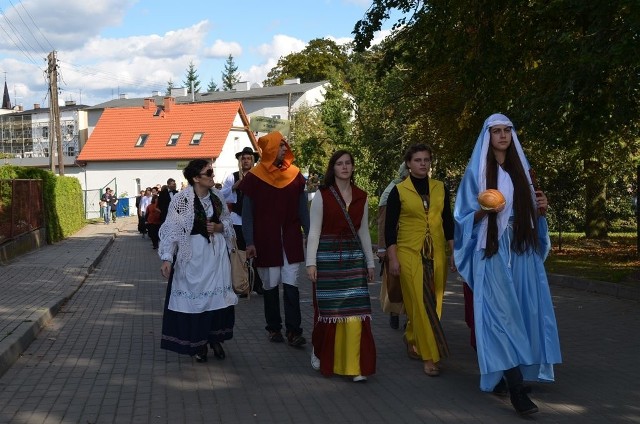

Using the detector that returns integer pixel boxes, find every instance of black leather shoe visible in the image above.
[194,345,208,363]
[212,342,225,360]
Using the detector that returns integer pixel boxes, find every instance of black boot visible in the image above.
[509,385,538,416]
[389,313,399,329]
[504,366,538,415]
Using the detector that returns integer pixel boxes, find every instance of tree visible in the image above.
[221,54,240,91]
[263,38,350,86]
[289,81,356,182]
[206,77,218,92]
[183,60,201,94]
[352,0,640,237]
[165,79,175,96]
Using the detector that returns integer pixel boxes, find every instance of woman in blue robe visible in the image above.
[453,113,561,416]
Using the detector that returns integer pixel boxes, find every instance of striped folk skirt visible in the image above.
[312,235,376,377]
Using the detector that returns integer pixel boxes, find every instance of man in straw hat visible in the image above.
[238,131,309,347]
[221,146,264,296]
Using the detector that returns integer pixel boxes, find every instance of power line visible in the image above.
[10,0,52,53]
[0,10,40,66]
[57,60,167,92]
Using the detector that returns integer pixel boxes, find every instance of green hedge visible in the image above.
[0,165,85,243]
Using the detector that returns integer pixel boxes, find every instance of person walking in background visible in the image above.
[159,160,238,362]
[108,190,118,223]
[306,150,376,382]
[145,195,161,249]
[100,187,113,224]
[221,146,265,296]
[239,131,309,347]
[453,113,561,416]
[139,188,153,237]
[135,190,146,235]
[377,162,409,329]
[158,178,178,225]
[385,144,454,376]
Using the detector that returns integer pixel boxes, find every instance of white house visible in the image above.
[77,98,257,218]
[86,80,329,140]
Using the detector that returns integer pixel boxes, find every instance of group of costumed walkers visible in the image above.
[155,114,562,416]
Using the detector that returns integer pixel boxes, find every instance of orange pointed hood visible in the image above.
[249,131,300,188]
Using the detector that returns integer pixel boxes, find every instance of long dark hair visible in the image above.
[321,150,355,188]
[484,140,538,257]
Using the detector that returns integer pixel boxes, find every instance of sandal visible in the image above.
[403,335,421,361]
[423,360,440,377]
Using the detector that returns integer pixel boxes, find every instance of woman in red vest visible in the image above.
[306,150,376,382]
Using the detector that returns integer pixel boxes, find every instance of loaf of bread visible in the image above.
[478,189,506,211]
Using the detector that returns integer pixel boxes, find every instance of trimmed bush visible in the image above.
[0,165,85,243]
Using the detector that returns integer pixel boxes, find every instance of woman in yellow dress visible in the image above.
[386,144,455,376]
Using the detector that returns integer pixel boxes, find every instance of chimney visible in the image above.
[119,93,128,99]
[283,78,301,85]
[65,100,76,106]
[233,81,250,91]
[143,98,156,109]
[34,103,40,109]
[163,97,175,113]
[170,87,188,97]
[151,90,161,97]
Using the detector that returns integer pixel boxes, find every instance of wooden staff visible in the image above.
[528,168,546,215]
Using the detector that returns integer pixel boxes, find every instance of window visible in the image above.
[66,146,75,156]
[190,132,203,145]
[66,124,74,135]
[167,133,180,146]
[135,134,149,147]
[42,126,49,138]
[154,107,162,117]
[271,114,281,119]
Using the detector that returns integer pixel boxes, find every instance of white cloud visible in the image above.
[1,0,137,52]
[203,40,243,59]
[65,21,209,62]
[343,0,372,7]
[255,34,306,61]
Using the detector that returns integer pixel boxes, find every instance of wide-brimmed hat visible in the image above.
[235,146,260,161]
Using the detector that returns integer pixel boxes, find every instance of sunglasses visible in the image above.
[199,169,214,178]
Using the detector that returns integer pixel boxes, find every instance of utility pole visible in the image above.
[47,51,64,175]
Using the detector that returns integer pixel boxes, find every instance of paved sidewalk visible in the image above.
[0,217,639,423]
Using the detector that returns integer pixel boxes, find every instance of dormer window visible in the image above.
[154,107,163,117]
[167,133,180,146]
[190,132,203,145]
[135,134,149,147]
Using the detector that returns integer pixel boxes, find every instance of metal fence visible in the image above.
[0,179,44,244]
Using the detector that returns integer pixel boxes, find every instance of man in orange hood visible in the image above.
[239,131,310,347]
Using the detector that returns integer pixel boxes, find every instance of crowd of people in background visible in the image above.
[144,118,560,417]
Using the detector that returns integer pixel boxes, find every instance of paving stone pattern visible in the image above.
[0,217,638,423]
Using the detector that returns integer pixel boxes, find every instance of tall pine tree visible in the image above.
[221,54,240,91]
[165,79,175,96]
[207,77,219,92]
[183,60,201,94]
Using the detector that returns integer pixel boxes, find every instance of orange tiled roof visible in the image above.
[78,100,253,162]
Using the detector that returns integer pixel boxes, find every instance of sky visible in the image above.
[0,0,397,110]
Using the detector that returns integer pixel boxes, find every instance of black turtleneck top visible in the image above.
[385,174,454,247]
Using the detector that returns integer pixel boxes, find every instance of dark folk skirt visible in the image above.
[160,267,235,356]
